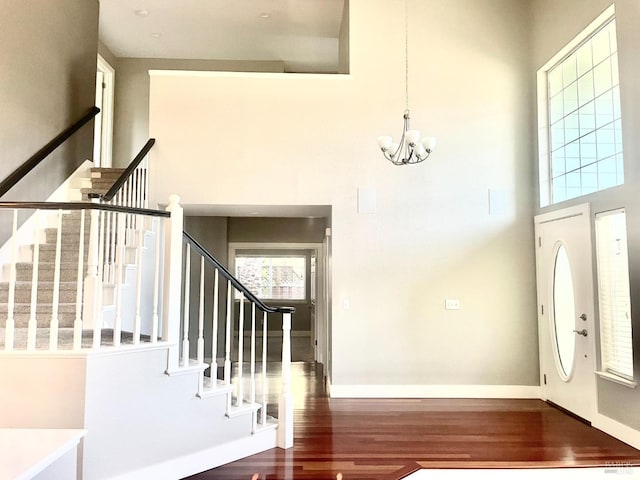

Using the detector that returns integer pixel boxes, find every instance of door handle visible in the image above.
[573,329,588,337]
[579,313,587,321]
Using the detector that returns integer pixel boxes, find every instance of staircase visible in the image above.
[82,167,125,200]
[0,210,87,331]
[0,155,295,478]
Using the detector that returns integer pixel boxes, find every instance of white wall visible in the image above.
[148,0,538,389]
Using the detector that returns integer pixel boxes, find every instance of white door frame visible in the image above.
[93,54,115,167]
[228,242,329,365]
[534,203,598,421]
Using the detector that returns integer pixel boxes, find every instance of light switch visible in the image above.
[445,299,460,310]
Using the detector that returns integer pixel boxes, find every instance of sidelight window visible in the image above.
[595,209,634,384]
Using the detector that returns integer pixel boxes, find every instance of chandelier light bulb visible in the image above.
[405,130,420,145]
[421,136,437,152]
[377,136,393,151]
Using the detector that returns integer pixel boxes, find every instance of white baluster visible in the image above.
[133,214,143,344]
[49,210,63,351]
[151,217,161,343]
[197,256,205,395]
[83,205,100,332]
[103,206,111,282]
[4,210,18,351]
[277,310,294,449]
[109,206,116,283]
[211,269,219,379]
[162,195,184,372]
[224,279,232,412]
[143,157,149,209]
[128,177,133,209]
[27,211,41,351]
[250,302,257,433]
[73,210,85,351]
[136,168,142,209]
[237,292,245,407]
[182,245,191,367]
[113,211,125,347]
[93,210,106,349]
[261,311,267,426]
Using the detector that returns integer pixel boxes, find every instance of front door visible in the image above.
[534,204,597,422]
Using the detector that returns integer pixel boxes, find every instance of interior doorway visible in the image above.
[229,243,328,366]
[534,204,597,422]
[93,54,115,167]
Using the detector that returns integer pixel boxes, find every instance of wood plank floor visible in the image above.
[186,363,640,480]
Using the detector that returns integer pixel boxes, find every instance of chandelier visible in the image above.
[377,0,436,166]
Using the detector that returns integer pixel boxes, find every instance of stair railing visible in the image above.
[182,230,295,448]
[0,201,170,351]
[83,139,156,330]
[93,138,155,208]
[0,107,100,199]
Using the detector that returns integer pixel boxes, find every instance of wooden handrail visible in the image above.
[0,107,100,198]
[183,230,295,315]
[0,201,170,218]
[102,138,155,202]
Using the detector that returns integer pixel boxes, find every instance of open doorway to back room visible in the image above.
[182,207,332,381]
[230,245,321,363]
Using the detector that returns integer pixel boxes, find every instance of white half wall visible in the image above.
[148,0,538,389]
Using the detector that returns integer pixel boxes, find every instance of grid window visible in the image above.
[547,18,623,204]
[235,255,306,301]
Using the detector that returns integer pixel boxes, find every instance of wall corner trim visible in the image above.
[328,384,541,399]
[593,413,640,450]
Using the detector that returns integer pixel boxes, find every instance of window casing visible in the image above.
[541,14,624,206]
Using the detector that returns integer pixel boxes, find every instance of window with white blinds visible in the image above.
[595,209,634,381]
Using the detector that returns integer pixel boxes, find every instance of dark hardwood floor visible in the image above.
[186,362,640,480]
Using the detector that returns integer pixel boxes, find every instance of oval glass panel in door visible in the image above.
[553,244,576,379]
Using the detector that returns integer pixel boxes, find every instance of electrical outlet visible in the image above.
[445,299,460,310]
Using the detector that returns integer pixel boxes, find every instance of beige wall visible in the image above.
[149,0,538,388]
[530,0,640,431]
[112,58,285,167]
[338,0,350,74]
[0,0,98,201]
[228,217,327,244]
[98,41,118,70]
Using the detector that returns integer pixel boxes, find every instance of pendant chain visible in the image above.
[405,0,409,111]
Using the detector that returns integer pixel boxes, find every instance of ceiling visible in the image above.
[98,0,346,73]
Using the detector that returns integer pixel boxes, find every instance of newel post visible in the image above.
[83,203,101,331]
[277,308,294,449]
[163,194,184,371]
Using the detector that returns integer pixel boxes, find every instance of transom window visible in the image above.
[543,16,623,205]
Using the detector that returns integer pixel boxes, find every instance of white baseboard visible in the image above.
[593,413,640,450]
[108,428,278,480]
[329,384,541,399]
